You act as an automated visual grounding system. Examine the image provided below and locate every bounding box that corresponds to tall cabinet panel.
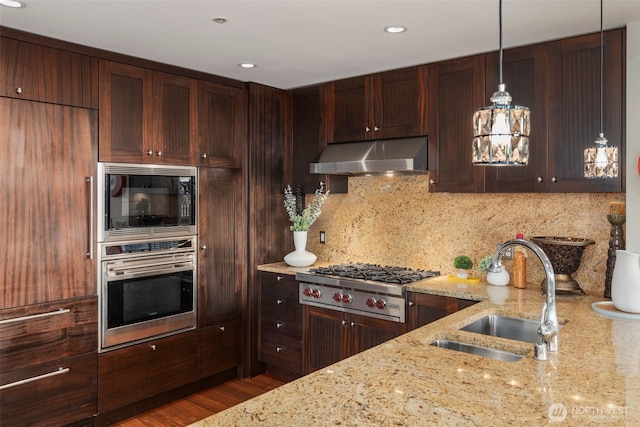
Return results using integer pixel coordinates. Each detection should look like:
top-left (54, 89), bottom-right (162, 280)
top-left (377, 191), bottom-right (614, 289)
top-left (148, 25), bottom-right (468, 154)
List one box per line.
top-left (1, 98), bottom-right (97, 308)
top-left (427, 56), bottom-right (486, 192)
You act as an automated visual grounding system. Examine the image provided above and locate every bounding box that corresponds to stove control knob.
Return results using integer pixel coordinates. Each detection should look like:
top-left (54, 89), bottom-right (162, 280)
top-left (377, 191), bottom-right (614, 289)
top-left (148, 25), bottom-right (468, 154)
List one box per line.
top-left (375, 299), bottom-right (387, 310)
top-left (303, 288), bottom-right (312, 297)
top-left (366, 297), bottom-right (377, 308)
top-left (333, 292), bottom-right (343, 302)
top-left (311, 289), bottom-right (321, 298)
top-left (342, 294), bottom-right (353, 304)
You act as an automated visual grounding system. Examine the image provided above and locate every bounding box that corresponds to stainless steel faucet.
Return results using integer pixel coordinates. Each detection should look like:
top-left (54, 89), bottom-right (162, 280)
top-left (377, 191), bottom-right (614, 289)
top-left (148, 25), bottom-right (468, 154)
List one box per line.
top-left (490, 238), bottom-right (559, 361)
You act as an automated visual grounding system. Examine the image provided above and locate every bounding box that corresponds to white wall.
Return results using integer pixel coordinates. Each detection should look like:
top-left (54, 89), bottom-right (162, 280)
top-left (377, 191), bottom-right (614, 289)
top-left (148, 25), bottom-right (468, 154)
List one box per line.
top-left (627, 21), bottom-right (640, 252)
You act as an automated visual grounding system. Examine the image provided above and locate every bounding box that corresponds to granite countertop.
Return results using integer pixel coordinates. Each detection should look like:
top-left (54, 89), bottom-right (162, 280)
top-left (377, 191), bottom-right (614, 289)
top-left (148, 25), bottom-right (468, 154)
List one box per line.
top-left (192, 263), bottom-right (640, 426)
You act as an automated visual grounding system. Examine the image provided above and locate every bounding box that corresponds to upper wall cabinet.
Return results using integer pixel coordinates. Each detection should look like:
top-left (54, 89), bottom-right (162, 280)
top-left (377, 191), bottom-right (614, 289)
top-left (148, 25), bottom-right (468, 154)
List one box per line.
top-left (0, 37), bottom-right (97, 108)
top-left (427, 55), bottom-right (486, 193)
top-left (322, 66), bottom-right (428, 143)
top-left (546, 29), bottom-right (624, 193)
top-left (99, 61), bottom-right (197, 165)
top-left (198, 81), bottom-right (246, 168)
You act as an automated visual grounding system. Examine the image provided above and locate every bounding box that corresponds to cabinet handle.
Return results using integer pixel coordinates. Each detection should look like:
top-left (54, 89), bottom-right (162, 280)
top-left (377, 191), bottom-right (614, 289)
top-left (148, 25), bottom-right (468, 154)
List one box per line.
top-left (536, 176), bottom-right (543, 183)
top-left (150, 345), bottom-right (156, 351)
top-left (341, 320), bottom-right (347, 326)
top-left (374, 126), bottom-right (380, 132)
top-left (276, 346), bottom-right (283, 352)
top-left (201, 153), bottom-right (208, 159)
top-left (219, 326), bottom-right (226, 332)
top-left (350, 321), bottom-right (356, 327)
top-left (156, 150), bottom-right (162, 156)
top-left (15, 87), bottom-right (23, 94)
top-left (276, 322), bottom-right (284, 328)
top-left (429, 179), bottom-right (437, 185)
top-left (408, 301), bottom-right (415, 307)
top-left (0, 367), bottom-right (69, 390)
top-left (276, 275), bottom-right (284, 281)
top-left (200, 244), bottom-right (207, 251)
top-left (551, 176), bottom-right (558, 183)
top-left (365, 126), bottom-right (371, 132)
top-left (0, 308), bottom-right (70, 325)
top-left (86, 176), bottom-right (94, 259)
top-left (276, 299), bottom-right (284, 305)
top-left (146, 149), bottom-right (153, 156)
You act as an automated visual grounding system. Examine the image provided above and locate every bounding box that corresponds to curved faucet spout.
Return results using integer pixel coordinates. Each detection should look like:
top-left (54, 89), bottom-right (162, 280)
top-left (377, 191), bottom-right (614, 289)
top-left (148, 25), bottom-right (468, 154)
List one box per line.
top-left (490, 238), bottom-right (559, 360)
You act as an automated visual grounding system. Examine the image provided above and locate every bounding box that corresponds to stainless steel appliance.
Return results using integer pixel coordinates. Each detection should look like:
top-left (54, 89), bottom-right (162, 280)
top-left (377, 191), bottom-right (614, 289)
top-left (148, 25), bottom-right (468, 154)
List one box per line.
top-left (97, 162), bottom-right (197, 242)
top-left (297, 263), bottom-right (440, 322)
top-left (99, 236), bottom-right (197, 351)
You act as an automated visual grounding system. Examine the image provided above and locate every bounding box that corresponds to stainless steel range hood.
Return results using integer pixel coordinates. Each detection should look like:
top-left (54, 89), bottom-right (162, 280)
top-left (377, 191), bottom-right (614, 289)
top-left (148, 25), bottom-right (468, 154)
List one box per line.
top-left (310, 136), bottom-right (428, 175)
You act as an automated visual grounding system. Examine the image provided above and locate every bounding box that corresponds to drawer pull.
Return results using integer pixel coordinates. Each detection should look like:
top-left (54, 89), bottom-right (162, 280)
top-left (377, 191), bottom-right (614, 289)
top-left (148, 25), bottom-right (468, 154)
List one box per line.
top-left (276, 346), bottom-right (283, 352)
top-left (0, 367), bottom-right (69, 390)
top-left (276, 322), bottom-right (284, 328)
top-left (219, 326), bottom-right (225, 332)
top-left (276, 299), bottom-right (284, 305)
top-left (0, 308), bottom-right (71, 325)
top-left (276, 275), bottom-right (284, 281)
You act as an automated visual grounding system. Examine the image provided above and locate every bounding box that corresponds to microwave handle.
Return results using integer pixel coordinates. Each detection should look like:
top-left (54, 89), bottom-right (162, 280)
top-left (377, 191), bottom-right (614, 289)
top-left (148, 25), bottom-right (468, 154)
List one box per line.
top-left (87, 176), bottom-right (94, 260)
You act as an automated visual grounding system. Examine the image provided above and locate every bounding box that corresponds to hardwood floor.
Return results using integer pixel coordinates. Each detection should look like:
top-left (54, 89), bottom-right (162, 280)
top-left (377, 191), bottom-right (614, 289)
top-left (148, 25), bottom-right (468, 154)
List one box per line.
top-left (111, 373), bottom-right (288, 427)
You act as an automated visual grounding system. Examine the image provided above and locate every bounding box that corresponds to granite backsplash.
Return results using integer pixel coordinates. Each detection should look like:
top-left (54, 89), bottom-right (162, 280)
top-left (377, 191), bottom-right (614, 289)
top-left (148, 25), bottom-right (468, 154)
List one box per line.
top-left (302, 174), bottom-right (626, 297)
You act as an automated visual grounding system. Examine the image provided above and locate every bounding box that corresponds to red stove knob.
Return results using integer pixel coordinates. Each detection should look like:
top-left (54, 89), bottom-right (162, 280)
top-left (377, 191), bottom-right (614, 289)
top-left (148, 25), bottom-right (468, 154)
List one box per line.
top-left (375, 299), bottom-right (386, 310)
top-left (366, 297), bottom-right (377, 308)
top-left (342, 293), bottom-right (353, 304)
top-left (311, 288), bottom-right (321, 298)
top-left (303, 288), bottom-right (312, 297)
top-left (333, 292), bottom-right (343, 302)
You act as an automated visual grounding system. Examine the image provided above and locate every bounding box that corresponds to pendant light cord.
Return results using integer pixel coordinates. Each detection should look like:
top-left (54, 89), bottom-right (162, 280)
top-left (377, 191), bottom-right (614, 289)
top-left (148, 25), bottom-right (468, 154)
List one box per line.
top-left (499, 0), bottom-right (503, 85)
top-left (599, 0), bottom-right (604, 135)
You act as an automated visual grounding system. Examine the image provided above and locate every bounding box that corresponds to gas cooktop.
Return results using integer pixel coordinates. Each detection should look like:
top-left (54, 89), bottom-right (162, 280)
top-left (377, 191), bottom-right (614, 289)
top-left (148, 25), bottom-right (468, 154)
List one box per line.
top-left (307, 263), bottom-right (440, 285)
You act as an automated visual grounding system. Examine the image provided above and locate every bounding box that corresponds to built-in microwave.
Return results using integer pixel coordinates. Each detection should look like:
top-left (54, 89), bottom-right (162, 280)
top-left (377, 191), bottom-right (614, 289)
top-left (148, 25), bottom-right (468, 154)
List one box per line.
top-left (97, 163), bottom-right (197, 242)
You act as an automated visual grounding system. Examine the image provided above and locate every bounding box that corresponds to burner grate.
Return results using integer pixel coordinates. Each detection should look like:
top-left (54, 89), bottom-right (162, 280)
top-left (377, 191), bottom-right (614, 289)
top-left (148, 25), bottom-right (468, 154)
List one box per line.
top-left (310, 263), bottom-right (439, 285)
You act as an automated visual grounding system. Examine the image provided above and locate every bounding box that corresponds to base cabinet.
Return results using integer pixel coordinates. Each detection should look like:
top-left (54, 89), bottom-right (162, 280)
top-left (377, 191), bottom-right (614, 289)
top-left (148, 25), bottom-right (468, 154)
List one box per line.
top-left (407, 292), bottom-right (478, 330)
top-left (98, 331), bottom-right (198, 414)
top-left (198, 319), bottom-right (241, 378)
top-left (303, 305), bottom-right (406, 374)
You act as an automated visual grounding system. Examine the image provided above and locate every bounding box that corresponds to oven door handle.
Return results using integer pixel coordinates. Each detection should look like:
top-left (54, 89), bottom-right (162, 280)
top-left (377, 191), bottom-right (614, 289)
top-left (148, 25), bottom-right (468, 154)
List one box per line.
top-left (105, 261), bottom-right (194, 279)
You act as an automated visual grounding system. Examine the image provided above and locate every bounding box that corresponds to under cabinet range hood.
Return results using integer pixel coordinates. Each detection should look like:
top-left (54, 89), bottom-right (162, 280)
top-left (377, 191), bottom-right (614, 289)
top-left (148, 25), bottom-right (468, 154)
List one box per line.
top-left (310, 136), bottom-right (428, 175)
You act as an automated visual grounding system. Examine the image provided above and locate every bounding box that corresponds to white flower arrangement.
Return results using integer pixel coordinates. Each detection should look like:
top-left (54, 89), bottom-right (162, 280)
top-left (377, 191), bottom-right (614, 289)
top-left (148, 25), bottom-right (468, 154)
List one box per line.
top-left (284, 183), bottom-right (329, 231)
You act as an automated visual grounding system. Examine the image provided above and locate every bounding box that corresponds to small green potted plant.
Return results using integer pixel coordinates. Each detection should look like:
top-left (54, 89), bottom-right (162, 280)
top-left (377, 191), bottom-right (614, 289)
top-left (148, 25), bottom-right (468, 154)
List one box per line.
top-left (453, 255), bottom-right (473, 279)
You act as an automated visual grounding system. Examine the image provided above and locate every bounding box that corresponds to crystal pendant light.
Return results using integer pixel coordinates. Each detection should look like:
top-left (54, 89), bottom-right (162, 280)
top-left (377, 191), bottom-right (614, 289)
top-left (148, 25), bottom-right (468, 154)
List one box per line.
top-left (473, 0), bottom-right (530, 166)
top-left (584, 0), bottom-right (618, 179)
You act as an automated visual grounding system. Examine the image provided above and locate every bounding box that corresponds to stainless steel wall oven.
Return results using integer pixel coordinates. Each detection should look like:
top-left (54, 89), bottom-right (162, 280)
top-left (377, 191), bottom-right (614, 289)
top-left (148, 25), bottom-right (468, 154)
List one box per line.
top-left (99, 236), bottom-right (197, 351)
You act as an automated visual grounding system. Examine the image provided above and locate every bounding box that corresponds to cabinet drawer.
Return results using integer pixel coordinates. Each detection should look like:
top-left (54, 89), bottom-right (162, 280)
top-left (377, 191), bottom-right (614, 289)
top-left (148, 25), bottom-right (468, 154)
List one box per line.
top-left (0, 352), bottom-right (97, 427)
top-left (0, 297), bottom-right (98, 373)
top-left (260, 294), bottom-right (301, 324)
top-left (198, 319), bottom-right (241, 378)
top-left (261, 272), bottom-right (299, 298)
top-left (98, 331), bottom-right (198, 413)
top-left (260, 338), bottom-right (302, 373)
top-left (260, 317), bottom-right (302, 348)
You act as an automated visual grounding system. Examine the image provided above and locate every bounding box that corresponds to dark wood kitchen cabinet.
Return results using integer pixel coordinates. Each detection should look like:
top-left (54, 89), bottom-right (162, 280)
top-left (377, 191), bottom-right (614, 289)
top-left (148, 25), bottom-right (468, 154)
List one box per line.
top-left (1, 97), bottom-right (97, 308)
top-left (259, 272), bottom-right (303, 379)
top-left (197, 167), bottom-right (244, 375)
top-left (406, 292), bottom-right (478, 330)
top-left (322, 66), bottom-right (428, 143)
top-left (198, 80), bottom-right (246, 168)
top-left (427, 55), bottom-right (486, 193)
top-left (98, 330), bottom-right (199, 414)
top-left (303, 305), bottom-right (406, 374)
top-left (0, 36), bottom-right (98, 108)
top-left (0, 297), bottom-right (98, 427)
top-left (99, 60), bottom-right (197, 165)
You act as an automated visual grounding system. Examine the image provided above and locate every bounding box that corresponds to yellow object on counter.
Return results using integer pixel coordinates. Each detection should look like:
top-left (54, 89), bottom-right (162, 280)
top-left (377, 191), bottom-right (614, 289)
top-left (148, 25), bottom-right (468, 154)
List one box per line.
top-left (447, 275), bottom-right (480, 284)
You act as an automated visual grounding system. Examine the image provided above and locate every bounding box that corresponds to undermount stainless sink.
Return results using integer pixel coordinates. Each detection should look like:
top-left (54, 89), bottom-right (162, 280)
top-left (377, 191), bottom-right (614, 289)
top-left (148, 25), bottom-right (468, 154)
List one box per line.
top-left (460, 315), bottom-right (543, 344)
top-left (430, 339), bottom-right (524, 362)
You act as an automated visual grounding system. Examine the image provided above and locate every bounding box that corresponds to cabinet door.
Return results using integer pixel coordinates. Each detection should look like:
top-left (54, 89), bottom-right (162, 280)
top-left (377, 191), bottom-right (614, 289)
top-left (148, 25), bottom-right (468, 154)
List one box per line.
top-left (199, 319), bottom-right (241, 378)
top-left (0, 37), bottom-right (97, 108)
top-left (99, 60), bottom-right (153, 163)
top-left (98, 331), bottom-right (198, 413)
top-left (327, 76), bottom-right (369, 143)
top-left (1, 98), bottom-right (97, 308)
top-left (198, 167), bottom-right (245, 327)
top-left (152, 72), bottom-right (198, 165)
top-left (375, 66), bottom-right (428, 139)
top-left (484, 44), bottom-right (549, 192)
top-left (303, 305), bottom-right (346, 373)
top-left (0, 352), bottom-right (97, 427)
top-left (198, 81), bottom-right (246, 167)
top-left (547, 29), bottom-right (624, 192)
top-left (351, 314), bottom-right (406, 355)
top-left (428, 56), bottom-right (486, 192)
top-left (407, 293), bottom-right (456, 330)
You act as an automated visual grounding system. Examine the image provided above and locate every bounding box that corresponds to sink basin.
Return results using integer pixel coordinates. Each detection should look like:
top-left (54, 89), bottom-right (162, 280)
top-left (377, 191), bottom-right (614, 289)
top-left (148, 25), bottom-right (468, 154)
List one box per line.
top-left (430, 339), bottom-right (524, 362)
top-left (460, 315), bottom-right (542, 344)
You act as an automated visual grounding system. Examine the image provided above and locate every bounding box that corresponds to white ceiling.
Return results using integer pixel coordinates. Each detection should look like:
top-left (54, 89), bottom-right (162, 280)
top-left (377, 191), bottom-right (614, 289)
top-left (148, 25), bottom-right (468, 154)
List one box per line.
top-left (1, 0), bottom-right (639, 89)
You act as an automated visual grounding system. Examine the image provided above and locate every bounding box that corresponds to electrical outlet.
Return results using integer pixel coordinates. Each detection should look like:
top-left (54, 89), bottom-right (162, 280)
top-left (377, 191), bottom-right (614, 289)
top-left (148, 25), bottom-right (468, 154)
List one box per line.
top-left (500, 245), bottom-right (513, 260)
top-left (319, 231), bottom-right (326, 244)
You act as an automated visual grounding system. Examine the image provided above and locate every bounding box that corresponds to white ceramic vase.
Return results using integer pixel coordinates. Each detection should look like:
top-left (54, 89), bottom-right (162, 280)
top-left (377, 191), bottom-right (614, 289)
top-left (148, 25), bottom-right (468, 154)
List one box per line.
top-left (284, 231), bottom-right (317, 267)
top-left (486, 267), bottom-right (510, 286)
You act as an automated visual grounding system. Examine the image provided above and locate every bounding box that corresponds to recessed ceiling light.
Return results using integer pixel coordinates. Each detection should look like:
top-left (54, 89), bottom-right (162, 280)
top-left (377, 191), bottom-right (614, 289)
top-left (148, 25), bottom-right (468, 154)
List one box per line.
top-left (0, 0), bottom-right (26, 8)
top-left (384, 25), bottom-right (407, 34)
top-left (238, 63), bottom-right (257, 69)
top-left (211, 17), bottom-right (228, 24)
